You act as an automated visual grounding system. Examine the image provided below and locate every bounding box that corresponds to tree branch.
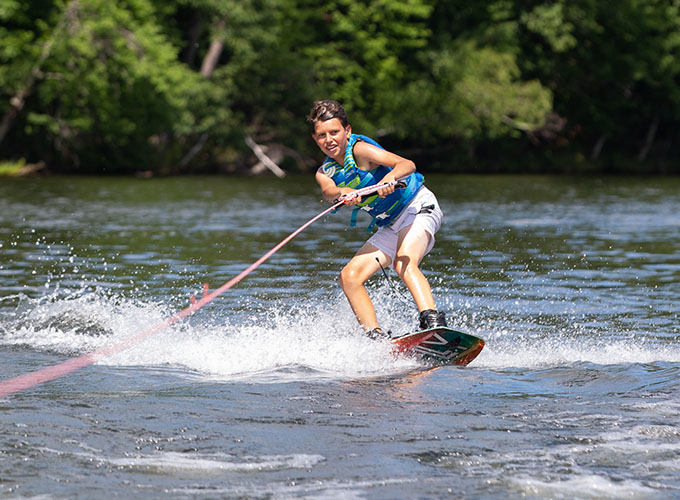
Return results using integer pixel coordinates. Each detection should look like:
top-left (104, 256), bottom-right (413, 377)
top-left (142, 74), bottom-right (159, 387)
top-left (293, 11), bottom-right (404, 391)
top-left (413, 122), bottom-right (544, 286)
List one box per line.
top-left (245, 135), bottom-right (286, 178)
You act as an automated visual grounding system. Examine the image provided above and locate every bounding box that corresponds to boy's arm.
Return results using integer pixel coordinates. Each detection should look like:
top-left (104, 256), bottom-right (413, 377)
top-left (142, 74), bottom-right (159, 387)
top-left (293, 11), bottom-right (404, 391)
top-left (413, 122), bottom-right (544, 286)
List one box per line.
top-left (353, 141), bottom-right (416, 197)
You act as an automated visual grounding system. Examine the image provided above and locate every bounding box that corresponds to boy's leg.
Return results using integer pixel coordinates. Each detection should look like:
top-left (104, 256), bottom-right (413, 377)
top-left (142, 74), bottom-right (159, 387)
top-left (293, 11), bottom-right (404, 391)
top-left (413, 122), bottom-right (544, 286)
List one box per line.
top-left (339, 243), bottom-right (391, 331)
top-left (393, 224), bottom-right (435, 311)
top-left (394, 223), bottom-right (448, 329)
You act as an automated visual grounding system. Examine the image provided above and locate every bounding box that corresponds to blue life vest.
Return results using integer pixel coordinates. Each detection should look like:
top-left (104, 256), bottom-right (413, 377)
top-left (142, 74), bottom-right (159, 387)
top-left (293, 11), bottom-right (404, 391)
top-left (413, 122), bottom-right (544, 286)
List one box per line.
top-left (319, 134), bottom-right (423, 231)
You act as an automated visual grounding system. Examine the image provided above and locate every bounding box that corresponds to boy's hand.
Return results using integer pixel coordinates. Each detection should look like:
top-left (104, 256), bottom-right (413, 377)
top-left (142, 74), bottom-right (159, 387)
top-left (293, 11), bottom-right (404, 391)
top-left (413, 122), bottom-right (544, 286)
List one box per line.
top-left (338, 187), bottom-right (361, 205)
top-left (377, 177), bottom-right (396, 198)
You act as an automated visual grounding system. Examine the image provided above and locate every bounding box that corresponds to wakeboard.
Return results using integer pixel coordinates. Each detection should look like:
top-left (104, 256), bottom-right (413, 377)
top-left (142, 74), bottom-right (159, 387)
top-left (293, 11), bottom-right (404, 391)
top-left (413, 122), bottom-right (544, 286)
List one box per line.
top-left (391, 327), bottom-right (485, 366)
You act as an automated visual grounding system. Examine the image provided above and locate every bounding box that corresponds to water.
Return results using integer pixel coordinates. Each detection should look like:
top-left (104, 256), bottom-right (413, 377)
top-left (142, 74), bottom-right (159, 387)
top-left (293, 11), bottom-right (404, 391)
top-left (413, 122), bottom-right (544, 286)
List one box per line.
top-left (0, 175), bottom-right (678, 499)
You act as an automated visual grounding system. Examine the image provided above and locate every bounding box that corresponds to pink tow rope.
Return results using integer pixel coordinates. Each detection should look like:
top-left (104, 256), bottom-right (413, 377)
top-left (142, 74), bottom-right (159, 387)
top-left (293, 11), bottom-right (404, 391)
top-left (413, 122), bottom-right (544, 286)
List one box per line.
top-left (0, 179), bottom-right (407, 397)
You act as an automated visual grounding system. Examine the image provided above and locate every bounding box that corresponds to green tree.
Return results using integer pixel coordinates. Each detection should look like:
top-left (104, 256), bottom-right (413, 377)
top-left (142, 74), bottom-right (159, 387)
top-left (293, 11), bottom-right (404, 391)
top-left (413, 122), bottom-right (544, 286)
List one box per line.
top-left (2, 0), bottom-right (678, 174)
top-left (518, 0), bottom-right (680, 170)
top-left (0, 0), bottom-right (60, 146)
top-left (386, 1), bottom-right (553, 155)
top-left (291, 0), bottom-right (434, 134)
top-left (2, 0), bottom-right (204, 172)
top-left (162, 0), bottom-right (313, 171)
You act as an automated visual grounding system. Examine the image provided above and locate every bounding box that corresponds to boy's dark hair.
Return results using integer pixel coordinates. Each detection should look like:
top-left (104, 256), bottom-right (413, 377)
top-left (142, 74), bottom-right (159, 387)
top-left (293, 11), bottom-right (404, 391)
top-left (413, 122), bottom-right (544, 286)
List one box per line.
top-left (307, 100), bottom-right (349, 128)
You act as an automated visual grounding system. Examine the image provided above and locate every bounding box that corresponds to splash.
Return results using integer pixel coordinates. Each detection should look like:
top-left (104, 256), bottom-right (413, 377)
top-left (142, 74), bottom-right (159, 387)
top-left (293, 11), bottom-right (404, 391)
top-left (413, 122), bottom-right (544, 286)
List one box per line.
top-left (461, 316), bottom-right (680, 369)
top-left (103, 304), bottom-right (423, 382)
top-left (0, 288), bottom-right (167, 354)
top-left (0, 287), bottom-right (421, 384)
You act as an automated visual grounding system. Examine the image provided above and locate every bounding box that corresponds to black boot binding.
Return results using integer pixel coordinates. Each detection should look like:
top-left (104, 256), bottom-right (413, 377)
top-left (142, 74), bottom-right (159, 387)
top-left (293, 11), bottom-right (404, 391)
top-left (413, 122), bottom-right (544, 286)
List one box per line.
top-left (418, 309), bottom-right (448, 330)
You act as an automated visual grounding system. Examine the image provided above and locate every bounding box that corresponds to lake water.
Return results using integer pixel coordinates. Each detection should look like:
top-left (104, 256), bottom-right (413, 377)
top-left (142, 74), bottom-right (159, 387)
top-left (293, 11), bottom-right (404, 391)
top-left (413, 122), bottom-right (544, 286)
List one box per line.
top-left (0, 175), bottom-right (678, 499)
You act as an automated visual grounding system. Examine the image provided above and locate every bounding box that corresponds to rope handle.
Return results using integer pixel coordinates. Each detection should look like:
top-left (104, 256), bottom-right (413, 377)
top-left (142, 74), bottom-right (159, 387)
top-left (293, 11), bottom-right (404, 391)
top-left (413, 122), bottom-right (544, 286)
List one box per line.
top-left (337, 178), bottom-right (408, 204)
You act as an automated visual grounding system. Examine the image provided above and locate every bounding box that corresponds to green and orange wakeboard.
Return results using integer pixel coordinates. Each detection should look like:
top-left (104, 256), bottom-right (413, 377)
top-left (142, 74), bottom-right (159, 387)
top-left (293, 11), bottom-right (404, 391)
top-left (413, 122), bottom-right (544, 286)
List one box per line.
top-left (391, 327), bottom-right (485, 366)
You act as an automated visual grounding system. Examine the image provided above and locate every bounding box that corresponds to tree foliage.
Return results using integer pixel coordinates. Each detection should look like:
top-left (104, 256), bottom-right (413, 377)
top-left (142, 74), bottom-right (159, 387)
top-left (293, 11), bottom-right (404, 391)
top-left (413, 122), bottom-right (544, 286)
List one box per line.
top-left (1, 0), bottom-right (678, 174)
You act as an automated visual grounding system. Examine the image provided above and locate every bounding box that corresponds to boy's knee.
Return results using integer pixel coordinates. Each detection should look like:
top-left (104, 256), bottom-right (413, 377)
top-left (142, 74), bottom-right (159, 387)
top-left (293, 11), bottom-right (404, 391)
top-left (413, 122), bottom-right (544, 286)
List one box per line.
top-left (339, 264), bottom-right (363, 289)
top-left (339, 266), bottom-right (354, 287)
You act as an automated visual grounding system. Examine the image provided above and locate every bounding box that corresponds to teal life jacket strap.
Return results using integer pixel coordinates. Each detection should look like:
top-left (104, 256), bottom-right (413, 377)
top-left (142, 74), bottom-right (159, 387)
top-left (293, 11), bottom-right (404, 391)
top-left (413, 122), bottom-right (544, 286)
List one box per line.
top-left (350, 207), bottom-right (360, 227)
top-left (366, 217), bottom-right (378, 233)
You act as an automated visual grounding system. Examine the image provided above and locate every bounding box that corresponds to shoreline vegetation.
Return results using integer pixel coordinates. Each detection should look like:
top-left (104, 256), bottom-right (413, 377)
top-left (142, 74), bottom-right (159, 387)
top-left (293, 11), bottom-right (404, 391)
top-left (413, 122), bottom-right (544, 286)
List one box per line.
top-left (2, 1), bottom-right (679, 177)
top-left (1, 158), bottom-right (672, 178)
top-left (0, 159), bottom-right (46, 177)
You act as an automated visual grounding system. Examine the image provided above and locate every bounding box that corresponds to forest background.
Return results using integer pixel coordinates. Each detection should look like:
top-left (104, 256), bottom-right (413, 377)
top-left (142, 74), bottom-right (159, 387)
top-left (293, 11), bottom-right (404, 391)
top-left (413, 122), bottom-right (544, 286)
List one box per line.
top-left (1, 0), bottom-right (679, 176)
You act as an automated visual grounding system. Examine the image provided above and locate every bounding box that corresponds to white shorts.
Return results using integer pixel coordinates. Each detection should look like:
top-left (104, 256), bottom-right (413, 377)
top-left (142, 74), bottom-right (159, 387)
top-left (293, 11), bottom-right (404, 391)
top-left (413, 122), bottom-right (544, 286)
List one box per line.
top-left (366, 186), bottom-right (443, 267)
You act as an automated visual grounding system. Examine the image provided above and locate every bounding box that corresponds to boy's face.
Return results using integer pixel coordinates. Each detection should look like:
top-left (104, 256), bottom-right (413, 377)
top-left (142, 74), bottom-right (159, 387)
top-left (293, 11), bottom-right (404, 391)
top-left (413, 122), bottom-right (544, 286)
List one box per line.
top-left (312, 118), bottom-right (351, 161)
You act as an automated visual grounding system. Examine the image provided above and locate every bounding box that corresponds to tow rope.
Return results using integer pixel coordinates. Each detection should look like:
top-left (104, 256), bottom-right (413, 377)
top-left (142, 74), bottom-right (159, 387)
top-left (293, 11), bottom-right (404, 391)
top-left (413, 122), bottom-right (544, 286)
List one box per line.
top-left (0, 179), bottom-right (406, 397)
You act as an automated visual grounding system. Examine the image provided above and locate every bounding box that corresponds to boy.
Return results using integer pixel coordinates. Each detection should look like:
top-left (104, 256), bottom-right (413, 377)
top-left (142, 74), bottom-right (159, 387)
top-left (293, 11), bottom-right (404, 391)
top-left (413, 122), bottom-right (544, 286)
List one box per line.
top-left (307, 99), bottom-right (447, 338)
